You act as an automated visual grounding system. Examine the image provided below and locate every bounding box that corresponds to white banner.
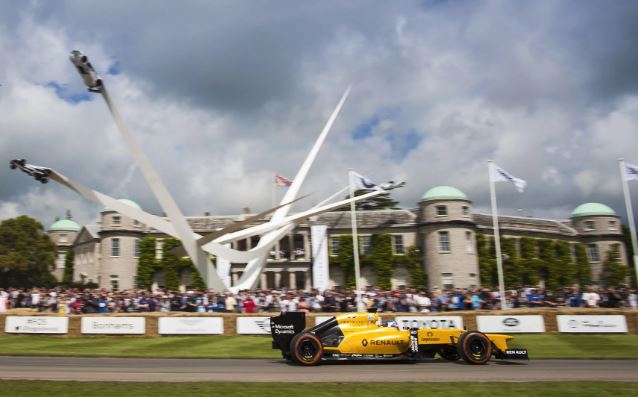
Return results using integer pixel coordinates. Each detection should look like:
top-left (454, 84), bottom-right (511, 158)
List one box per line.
top-left (81, 317), bottom-right (146, 334)
top-left (158, 317), bottom-right (224, 335)
top-left (311, 225), bottom-right (329, 291)
top-left (236, 316), bottom-right (271, 334)
top-left (557, 315), bottom-right (628, 333)
top-left (5, 316), bottom-right (68, 334)
top-left (314, 315), bottom-right (334, 325)
top-left (395, 316), bottom-right (463, 330)
top-left (477, 315), bottom-right (545, 333)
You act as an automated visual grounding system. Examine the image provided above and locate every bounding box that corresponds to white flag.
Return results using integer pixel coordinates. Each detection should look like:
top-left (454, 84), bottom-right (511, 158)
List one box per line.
top-left (491, 163), bottom-right (527, 193)
top-left (625, 162), bottom-right (638, 181)
top-left (349, 171), bottom-right (384, 192)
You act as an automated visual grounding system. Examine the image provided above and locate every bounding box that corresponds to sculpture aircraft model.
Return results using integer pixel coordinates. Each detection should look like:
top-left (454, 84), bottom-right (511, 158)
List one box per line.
top-left (11, 50), bottom-right (405, 291)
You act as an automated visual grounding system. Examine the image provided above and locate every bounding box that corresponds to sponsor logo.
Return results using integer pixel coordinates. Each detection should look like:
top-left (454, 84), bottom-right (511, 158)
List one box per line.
top-left (370, 339), bottom-right (402, 346)
top-left (271, 323), bottom-right (295, 335)
top-left (503, 317), bottom-right (520, 327)
top-left (255, 319), bottom-right (271, 332)
top-left (427, 331), bottom-right (434, 337)
top-left (398, 318), bottom-right (461, 330)
top-left (362, 339), bottom-right (368, 347)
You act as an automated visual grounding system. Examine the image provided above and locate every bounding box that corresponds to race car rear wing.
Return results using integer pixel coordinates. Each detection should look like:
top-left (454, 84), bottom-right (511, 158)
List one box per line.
top-left (270, 312), bottom-right (307, 356)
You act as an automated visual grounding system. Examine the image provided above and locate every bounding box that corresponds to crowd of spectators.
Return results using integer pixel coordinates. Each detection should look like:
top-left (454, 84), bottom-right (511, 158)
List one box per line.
top-left (1, 285), bottom-right (636, 314)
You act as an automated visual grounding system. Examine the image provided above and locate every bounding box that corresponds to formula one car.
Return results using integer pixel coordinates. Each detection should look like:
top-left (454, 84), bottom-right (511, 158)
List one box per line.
top-left (271, 312), bottom-right (528, 366)
top-left (69, 50), bottom-right (103, 93)
top-left (10, 159), bottom-right (52, 183)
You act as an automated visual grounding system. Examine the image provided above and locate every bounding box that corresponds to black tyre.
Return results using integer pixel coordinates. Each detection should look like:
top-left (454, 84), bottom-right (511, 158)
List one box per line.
top-left (290, 333), bottom-right (323, 366)
top-left (438, 345), bottom-right (461, 361)
top-left (457, 331), bottom-right (493, 365)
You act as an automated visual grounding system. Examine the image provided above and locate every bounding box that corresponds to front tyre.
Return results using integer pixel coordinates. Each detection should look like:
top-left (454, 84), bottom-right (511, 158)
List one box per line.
top-left (457, 331), bottom-right (493, 365)
top-left (290, 333), bottom-right (323, 366)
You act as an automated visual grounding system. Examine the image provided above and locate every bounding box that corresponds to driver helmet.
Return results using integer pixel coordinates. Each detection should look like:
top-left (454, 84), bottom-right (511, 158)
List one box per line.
top-left (385, 320), bottom-right (399, 329)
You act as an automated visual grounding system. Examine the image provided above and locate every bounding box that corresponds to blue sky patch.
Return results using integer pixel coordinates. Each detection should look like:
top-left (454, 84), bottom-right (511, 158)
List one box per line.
top-left (107, 61), bottom-right (121, 75)
top-left (45, 81), bottom-right (92, 104)
top-left (386, 129), bottom-right (422, 161)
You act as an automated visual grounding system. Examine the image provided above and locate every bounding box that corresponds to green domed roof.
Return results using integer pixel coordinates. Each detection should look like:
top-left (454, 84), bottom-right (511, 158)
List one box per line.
top-left (48, 219), bottom-right (81, 232)
top-left (571, 203), bottom-right (616, 218)
top-left (103, 198), bottom-right (143, 212)
top-left (421, 186), bottom-right (468, 201)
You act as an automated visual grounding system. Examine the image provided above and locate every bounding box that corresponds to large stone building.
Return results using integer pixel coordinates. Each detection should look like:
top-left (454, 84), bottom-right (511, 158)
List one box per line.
top-left (47, 186), bottom-right (630, 291)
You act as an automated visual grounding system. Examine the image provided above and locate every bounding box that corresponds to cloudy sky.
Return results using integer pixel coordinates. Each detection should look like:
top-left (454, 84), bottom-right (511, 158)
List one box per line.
top-left (1, 0), bottom-right (638, 229)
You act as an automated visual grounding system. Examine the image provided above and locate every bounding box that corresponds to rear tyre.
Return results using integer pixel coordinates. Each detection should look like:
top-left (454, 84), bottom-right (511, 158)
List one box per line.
top-left (290, 333), bottom-right (323, 366)
top-left (438, 345), bottom-right (461, 361)
top-left (457, 331), bottom-right (493, 365)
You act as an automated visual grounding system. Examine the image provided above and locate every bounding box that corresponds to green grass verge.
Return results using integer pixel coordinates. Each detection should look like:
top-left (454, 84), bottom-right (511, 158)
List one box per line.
top-left (0, 381), bottom-right (636, 397)
top-left (0, 334), bottom-right (637, 359)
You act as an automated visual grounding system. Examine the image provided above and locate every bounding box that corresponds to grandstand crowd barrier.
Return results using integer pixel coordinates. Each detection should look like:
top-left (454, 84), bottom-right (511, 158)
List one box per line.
top-left (0, 308), bottom-right (636, 336)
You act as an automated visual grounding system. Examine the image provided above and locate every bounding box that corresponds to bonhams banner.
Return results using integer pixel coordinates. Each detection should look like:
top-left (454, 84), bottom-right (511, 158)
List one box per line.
top-left (5, 316), bottom-right (68, 334)
top-left (236, 317), bottom-right (271, 334)
top-left (81, 317), bottom-right (146, 334)
top-left (395, 316), bottom-right (464, 330)
top-left (477, 315), bottom-right (545, 333)
top-left (158, 317), bottom-right (224, 335)
top-left (311, 225), bottom-right (329, 291)
top-left (557, 315), bottom-right (628, 333)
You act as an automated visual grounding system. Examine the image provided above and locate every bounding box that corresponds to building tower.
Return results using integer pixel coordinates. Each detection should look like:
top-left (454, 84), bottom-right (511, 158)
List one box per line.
top-left (418, 186), bottom-right (479, 290)
top-left (99, 199), bottom-right (146, 290)
top-left (570, 202), bottom-right (628, 281)
top-left (47, 212), bottom-right (81, 281)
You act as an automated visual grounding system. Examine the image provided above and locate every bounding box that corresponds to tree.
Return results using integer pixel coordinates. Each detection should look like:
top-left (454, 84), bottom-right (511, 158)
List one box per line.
top-left (538, 239), bottom-right (558, 290)
top-left (369, 233), bottom-right (393, 290)
top-left (401, 246), bottom-right (425, 288)
top-left (517, 237), bottom-right (541, 286)
top-left (136, 237), bottom-right (157, 290)
top-left (0, 216), bottom-right (57, 288)
top-left (601, 245), bottom-right (627, 286)
top-left (622, 225), bottom-right (637, 288)
top-left (501, 237), bottom-right (519, 289)
top-left (159, 237), bottom-right (206, 291)
top-left (476, 233), bottom-right (496, 288)
top-left (62, 249), bottom-right (75, 286)
top-left (555, 241), bottom-right (576, 287)
top-left (574, 243), bottom-right (592, 286)
top-left (338, 189), bottom-right (400, 211)
top-left (333, 235), bottom-right (355, 288)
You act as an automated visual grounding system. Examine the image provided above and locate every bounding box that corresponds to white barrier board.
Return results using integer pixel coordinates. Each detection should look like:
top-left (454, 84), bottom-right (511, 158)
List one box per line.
top-left (314, 316), bottom-right (334, 325)
top-left (395, 316), bottom-right (464, 330)
top-left (81, 317), bottom-right (146, 334)
top-left (477, 315), bottom-right (545, 333)
top-left (557, 315), bottom-right (627, 333)
top-left (158, 317), bottom-right (224, 335)
top-left (236, 317), bottom-right (271, 334)
top-left (5, 316), bottom-right (68, 334)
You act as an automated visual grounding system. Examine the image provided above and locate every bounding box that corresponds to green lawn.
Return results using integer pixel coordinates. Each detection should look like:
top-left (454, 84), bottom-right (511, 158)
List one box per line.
top-left (0, 381), bottom-right (635, 397)
top-left (0, 334), bottom-right (637, 359)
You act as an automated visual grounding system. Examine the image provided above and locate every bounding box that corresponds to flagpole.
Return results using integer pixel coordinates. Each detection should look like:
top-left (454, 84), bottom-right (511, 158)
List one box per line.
top-left (348, 170), bottom-right (365, 312)
top-left (488, 160), bottom-right (507, 310)
top-left (271, 173), bottom-right (276, 208)
top-left (619, 159), bottom-right (638, 288)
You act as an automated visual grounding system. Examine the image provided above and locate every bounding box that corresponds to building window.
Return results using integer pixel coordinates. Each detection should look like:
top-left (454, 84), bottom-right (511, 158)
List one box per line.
top-left (468, 273), bottom-right (477, 288)
top-left (360, 235), bottom-right (371, 255)
top-left (392, 235), bottom-right (405, 255)
top-left (112, 216), bottom-right (121, 225)
top-left (133, 220), bottom-right (140, 227)
top-left (134, 239), bottom-right (141, 258)
top-left (587, 244), bottom-right (600, 262)
top-left (56, 252), bottom-right (65, 269)
top-left (59, 233), bottom-right (68, 243)
top-left (608, 220), bottom-right (617, 231)
top-left (436, 205), bottom-right (448, 216)
top-left (439, 231), bottom-right (450, 252)
top-left (465, 231), bottom-right (473, 253)
top-left (110, 275), bottom-right (119, 291)
top-left (329, 237), bottom-right (340, 256)
top-left (462, 206), bottom-right (470, 216)
top-left (441, 273), bottom-right (454, 290)
top-left (111, 238), bottom-right (120, 257)
top-left (584, 220), bottom-right (595, 231)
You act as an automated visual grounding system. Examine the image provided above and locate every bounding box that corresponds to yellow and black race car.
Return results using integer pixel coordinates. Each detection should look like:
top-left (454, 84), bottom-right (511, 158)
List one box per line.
top-left (271, 312), bottom-right (528, 365)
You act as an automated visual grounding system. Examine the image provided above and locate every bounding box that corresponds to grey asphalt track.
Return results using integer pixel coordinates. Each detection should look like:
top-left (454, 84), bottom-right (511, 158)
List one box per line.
top-left (0, 357), bottom-right (636, 382)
